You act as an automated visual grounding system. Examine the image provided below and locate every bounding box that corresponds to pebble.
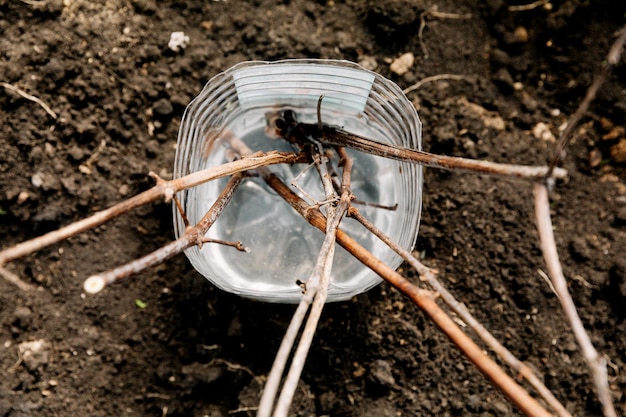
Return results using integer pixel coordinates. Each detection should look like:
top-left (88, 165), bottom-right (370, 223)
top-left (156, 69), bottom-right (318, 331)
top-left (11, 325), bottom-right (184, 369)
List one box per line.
top-left (489, 48), bottom-right (511, 67)
top-left (602, 126), bottom-right (625, 141)
top-left (368, 359), bottom-right (396, 389)
top-left (17, 340), bottom-right (50, 371)
top-left (358, 55), bottom-right (378, 71)
top-left (610, 139), bottom-right (626, 163)
top-left (31, 173), bottom-right (43, 188)
top-left (17, 191), bottom-right (30, 204)
top-left (168, 31), bottom-right (189, 52)
top-left (67, 145), bottom-right (85, 161)
top-left (532, 122), bottom-right (556, 142)
top-left (390, 52), bottom-right (414, 76)
top-left (513, 26), bottom-right (529, 43)
top-left (13, 306), bottom-right (33, 329)
top-left (31, 171), bottom-right (60, 192)
top-left (152, 98), bottom-right (174, 119)
top-left (492, 68), bottom-right (514, 93)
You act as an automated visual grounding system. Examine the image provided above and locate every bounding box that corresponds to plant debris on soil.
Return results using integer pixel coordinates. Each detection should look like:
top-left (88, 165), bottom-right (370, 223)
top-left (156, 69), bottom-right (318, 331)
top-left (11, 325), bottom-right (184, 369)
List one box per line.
top-left (1, 1), bottom-right (625, 416)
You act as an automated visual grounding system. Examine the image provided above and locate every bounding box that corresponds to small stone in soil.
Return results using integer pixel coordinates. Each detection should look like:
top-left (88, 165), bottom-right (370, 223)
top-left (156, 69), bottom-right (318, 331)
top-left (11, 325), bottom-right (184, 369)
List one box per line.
top-left (368, 359), bottom-right (396, 390)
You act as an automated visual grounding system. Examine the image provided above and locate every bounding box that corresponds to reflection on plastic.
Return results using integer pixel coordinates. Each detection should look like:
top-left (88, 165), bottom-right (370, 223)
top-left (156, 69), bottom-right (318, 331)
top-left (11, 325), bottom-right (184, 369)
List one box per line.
top-left (173, 59), bottom-right (423, 303)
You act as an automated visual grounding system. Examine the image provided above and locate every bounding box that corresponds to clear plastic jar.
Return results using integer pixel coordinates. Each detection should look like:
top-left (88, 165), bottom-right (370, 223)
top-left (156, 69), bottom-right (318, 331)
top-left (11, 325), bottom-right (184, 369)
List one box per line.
top-left (173, 59), bottom-right (422, 303)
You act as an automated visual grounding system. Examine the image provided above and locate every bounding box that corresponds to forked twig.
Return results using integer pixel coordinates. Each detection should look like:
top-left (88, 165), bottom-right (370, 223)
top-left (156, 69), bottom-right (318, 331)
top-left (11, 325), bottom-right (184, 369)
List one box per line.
top-left (226, 134), bottom-right (354, 417)
top-left (533, 24), bottom-right (626, 417)
top-left (534, 183), bottom-right (616, 417)
top-left (418, 6), bottom-right (472, 59)
top-left (0, 151), bottom-right (305, 279)
top-left (83, 173), bottom-right (247, 293)
top-left (270, 194), bottom-right (351, 417)
top-left (548, 23), bottom-right (626, 176)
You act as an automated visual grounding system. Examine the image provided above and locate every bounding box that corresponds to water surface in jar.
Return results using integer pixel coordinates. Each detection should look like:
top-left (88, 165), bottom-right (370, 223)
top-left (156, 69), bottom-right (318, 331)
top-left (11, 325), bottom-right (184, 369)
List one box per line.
top-left (191, 117), bottom-right (402, 300)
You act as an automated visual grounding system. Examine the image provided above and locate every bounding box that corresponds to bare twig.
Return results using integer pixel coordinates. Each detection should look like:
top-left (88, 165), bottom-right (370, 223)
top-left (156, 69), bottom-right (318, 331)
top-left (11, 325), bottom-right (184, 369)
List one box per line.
top-left (0, 266), bottom-right (38, 292)
top-left (315, 125), bottom-right (568, 180)
top-left (18, 0), bottom-right (48, 6)
top-left (548, 23), bottom-right (626, 176)
top-left (534, 183), bottom-right (616, 417)
top-left (508, 0), bottom-right (550, 12)
top-left (403, 74), bottom-right (471, 95)
top-left (257, 147), bottom-right (343, 417)
top-left (0, 151), bottom-right (306, 288)
top-left (79, 140), bottom-right (107, 175)
top-left (83, 173), bottom-right (246, 293)
top-left (264, 173), bottom-right (552, 417)
top-left (271, 195), bottom-right (350, 417)
top-left (271, 146), bottom-right (353, 417)
top-left (418, 6), bottom-right (472, 59)
top-left (1, 82), bottom-right (57, 119)
top-left (348, 207), bottom-right (572, 417)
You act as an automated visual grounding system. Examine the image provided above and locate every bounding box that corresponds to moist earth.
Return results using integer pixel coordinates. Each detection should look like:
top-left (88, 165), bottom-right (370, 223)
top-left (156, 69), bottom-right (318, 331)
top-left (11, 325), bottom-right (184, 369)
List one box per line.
top-left (1, 1), bottom-right (625, 416)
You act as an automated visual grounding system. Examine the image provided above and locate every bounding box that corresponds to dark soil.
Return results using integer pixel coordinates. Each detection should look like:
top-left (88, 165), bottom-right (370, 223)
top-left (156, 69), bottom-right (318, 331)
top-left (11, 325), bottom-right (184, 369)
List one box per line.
top-left (1, 0), bottom-right (625, 416)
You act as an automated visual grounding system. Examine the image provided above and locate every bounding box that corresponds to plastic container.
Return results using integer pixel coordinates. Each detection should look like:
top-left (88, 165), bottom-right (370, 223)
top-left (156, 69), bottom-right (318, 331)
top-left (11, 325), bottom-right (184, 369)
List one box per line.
top-left (173, 59), bottom-right (422, 303)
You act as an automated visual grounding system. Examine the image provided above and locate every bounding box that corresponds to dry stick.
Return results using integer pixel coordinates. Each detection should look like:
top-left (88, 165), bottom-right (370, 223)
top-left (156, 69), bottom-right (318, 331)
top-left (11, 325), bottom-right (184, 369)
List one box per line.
top-left (256, 291), bottom-right (313, 417)
top-left (548, 24), bottom-right (626, 176)
top-left (403, 74), bottom-right (471, 95)
top-left (418, 6), bottom-right (472, 59)
top-left (316, 125), bottom-right (568, 181)
top-left (1, 82), bottom-right (57, 119)
top-left (272, 196), bottom-right (351, 417)
top-left (348, 207), bottom-right (571, 417)
top-left (255, 143), bottom-right (350, 417)
top-left (537, 25), bottom-right (626, 417)
top-left (83, 173), bottom-right (246, 293)
top-left (534, 183), bottom-right (616, 417)
top-left (271, 147), bottom-right (354, 417)
top-left (264, 174), bottom-right (552, 417)
top-left (259, 150), bottom-right (341, 417)
top-left (0, 266), bottom-right (38, 292)
top-left (508, 0), bottom-right (550, 12)
top-left (0, 151), bottom-right (305, 275)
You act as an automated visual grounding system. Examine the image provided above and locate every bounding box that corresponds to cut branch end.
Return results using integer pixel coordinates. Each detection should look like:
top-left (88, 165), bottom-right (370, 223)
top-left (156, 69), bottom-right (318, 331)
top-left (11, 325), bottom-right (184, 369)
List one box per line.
top-left (84, 276), bottom-right (106, 294)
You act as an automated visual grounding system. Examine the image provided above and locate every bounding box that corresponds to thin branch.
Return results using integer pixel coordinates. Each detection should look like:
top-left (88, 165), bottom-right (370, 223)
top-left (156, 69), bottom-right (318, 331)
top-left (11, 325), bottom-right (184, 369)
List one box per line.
top-left (316, 125), bottom-right (568, 181)
top-left (264, 173), bottom-right (552, 417)
top-left (0, 266), bottom-right (38, 292)
top-left (271, 147), bottom-right (353, 417)
top-left (1, 82), bottom-right (57, 119)
top-left (348, 207), bottom-right (572, 417)
top-left (18, 0), bottom-right (48, 6)
top-left (0, 151), bottom-right (306, 276)
top-left (403, 74), bottom-right (471, 95)
top-left (548, 23), bottom-right (626, 175)
top-left (272, 195), bottom-right (350, 417)
top-left (508, 0), bottom-right (550, 12)
top-left (418, 6), bottom-right (472, 59)
top-left (83, 173), bottom-right (246, 293)
top-left (534, 183), bottom-right (616, 417)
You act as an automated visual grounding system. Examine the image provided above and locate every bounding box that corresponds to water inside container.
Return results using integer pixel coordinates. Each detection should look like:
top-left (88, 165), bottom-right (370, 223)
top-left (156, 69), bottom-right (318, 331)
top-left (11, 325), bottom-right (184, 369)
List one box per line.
top-left (188, 109), bottom-right (403, 297)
